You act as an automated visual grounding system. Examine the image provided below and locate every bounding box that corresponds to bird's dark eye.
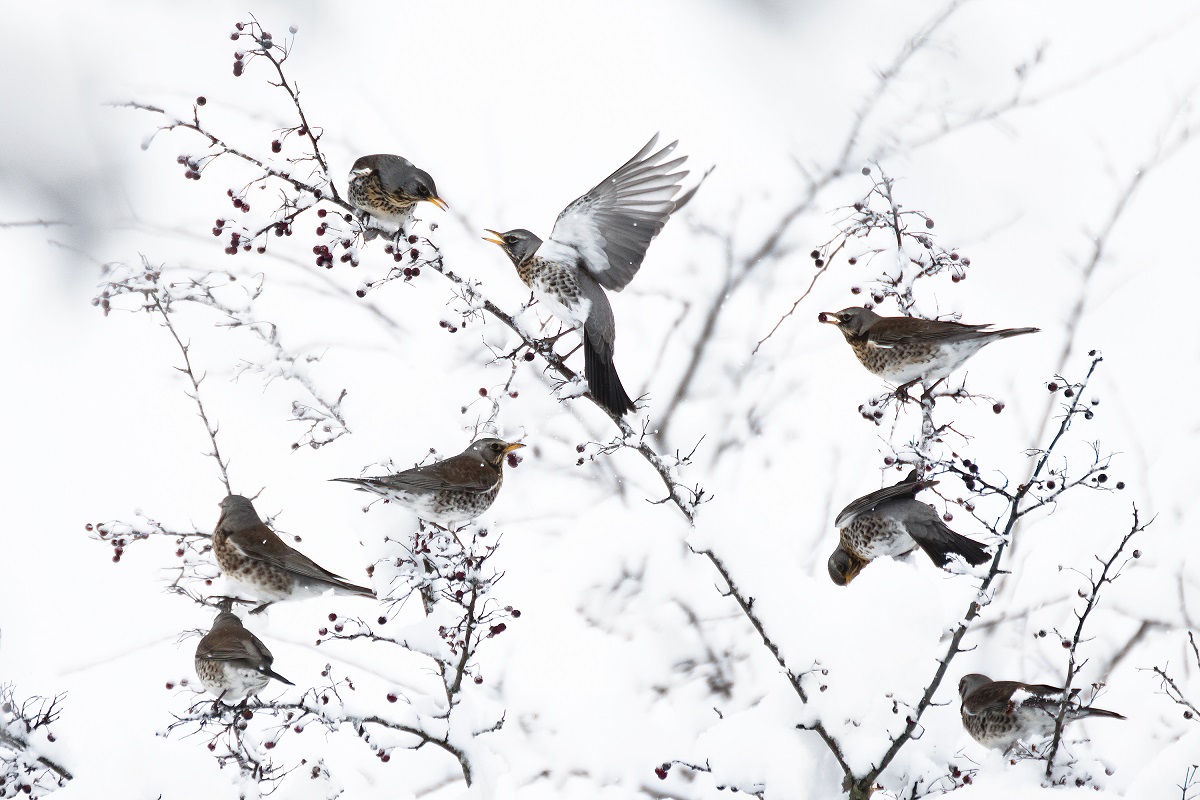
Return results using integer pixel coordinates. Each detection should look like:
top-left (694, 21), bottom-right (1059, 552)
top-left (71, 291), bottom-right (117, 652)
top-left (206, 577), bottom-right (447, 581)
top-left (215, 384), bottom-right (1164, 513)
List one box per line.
top-left (505, 235), bottom-right (518, 245)
top-left (417, 185), bottom-right (430, 197)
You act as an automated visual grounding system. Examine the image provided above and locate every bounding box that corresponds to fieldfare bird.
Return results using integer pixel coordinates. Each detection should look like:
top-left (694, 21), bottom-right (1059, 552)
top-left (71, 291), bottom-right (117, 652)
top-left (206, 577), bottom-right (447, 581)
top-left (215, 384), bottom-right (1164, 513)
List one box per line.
top-left (331, 438), bottom-right (524, 528)
top-left (212, 495), bottom-right (376, 607)
top-left (194, 609), bottom-right (294, 703)
top-left (819, 307), bottom-right (1038, 398)
top-left (348, 154), bottom-right (446, 233)
top-left (828, 470), bottom-right (990, 585)
top-left (484, 134), bottom-right (688, 417)
top-left (958, 673), bottom-right (1125, 752)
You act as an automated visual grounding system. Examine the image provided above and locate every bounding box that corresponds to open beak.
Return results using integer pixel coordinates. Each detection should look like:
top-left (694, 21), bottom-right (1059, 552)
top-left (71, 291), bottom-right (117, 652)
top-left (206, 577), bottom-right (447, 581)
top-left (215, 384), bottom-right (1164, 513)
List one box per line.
top-left (483, 229), bottom-right (506, 246)
top-left (502, 442), bottom-right (526, 454)
top-left (427, 196), bottom-right (448, 211)
top-left (817, 311), bottom-right (841, 325)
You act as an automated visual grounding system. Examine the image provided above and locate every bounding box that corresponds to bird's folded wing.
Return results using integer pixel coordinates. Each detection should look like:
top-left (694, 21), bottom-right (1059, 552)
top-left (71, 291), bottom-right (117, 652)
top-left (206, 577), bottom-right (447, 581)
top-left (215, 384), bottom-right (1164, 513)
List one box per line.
top-left (549, 133), bottom-right (688, 292)
top-left (229, 528), bottom-right (351, 583)
top-left (378, 460), bottom-right (499, 494)
top-left (198, 634), bottom-right (270, 664)
top-left (869, 317), bottom-right (993, 346)
top-left (834, 478), bottom-right (928, 528)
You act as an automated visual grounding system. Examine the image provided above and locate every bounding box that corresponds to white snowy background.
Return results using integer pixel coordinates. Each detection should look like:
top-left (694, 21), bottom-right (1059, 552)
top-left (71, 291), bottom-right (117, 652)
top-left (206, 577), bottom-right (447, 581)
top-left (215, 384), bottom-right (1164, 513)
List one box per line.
top-left (2, 1), bottom-right (1199, 798)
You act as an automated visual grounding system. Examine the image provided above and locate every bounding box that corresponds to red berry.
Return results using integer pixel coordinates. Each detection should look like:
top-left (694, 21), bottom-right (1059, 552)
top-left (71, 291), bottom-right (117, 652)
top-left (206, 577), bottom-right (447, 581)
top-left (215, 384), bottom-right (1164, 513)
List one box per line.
top-left (196, 96), bottom-right (207, 106)
top-left (387, 693), bottom-right (397, 703)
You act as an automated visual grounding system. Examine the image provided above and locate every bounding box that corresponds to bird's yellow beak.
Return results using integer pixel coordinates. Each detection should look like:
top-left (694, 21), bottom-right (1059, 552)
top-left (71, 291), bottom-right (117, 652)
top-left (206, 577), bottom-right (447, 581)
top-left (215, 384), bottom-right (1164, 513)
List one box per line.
top-left (483, 229), bottom-right (506, 246)
top-left (818, 312), bottom-right (841, 325)
top-left (427, 196), bottom-right (448, 211)
top-left (502, 442), bottom-right (526, 454)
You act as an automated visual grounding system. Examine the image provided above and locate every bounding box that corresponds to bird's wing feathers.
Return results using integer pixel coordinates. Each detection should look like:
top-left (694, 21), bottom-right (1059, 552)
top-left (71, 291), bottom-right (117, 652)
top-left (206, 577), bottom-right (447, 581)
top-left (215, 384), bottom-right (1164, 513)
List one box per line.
top-left (226, 526), bottom-right (351, 584)
top-left (903, 512), bottom-right (991, 567)
top-left (964, 680), bottom-right (1068, 715)
top-left (198, 628), bottom-right (271, 665)
top-left (868, 317), bottom-right (994, 347)
top-left (377, 456), bottom-right (499, 495)
top-left (549, 134), bottom-right (688, 292)
top-left (835, 478), bottom-right (928, 528)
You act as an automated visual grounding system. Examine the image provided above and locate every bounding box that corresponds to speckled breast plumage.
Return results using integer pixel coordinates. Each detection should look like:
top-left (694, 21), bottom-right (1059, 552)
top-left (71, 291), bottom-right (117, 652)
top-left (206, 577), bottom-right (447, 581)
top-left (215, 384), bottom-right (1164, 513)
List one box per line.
top-left (349, 174), bottom-right (414, 223)
top-left (520, 257), bottom-right (585, 322)
top-left (841, 512), bottom-right (917, 561)
top-left (195, 657), bottom-right (270, 703)
top-left (213, 531), bottom-right (294, 601)
top-left (397, 478), bottom-right (501, 527)
top-left (850, 338), bottom-right (991, 385)
top-left (962, 702), bottom-right (1055, 751)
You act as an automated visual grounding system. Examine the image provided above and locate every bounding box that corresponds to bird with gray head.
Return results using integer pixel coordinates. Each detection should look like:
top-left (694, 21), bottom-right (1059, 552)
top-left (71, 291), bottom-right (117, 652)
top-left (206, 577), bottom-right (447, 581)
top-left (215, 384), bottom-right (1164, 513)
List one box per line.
top-left (348, 154), bottom-right (446, 234)
top-left (958, 673), bottom-right (1125, 752)
top-left (828, 470), bottom-right (990, 586)
top-left (484, 134), bottom-right (688, 417)
top-left (194, 608), bottom-right (294, 704)
top-left (212, 494), bottom-right (376, 611)
top-left (818, 306), bottom-right (1038, 400)
top-left (331, 438), bottom-right (525, 528)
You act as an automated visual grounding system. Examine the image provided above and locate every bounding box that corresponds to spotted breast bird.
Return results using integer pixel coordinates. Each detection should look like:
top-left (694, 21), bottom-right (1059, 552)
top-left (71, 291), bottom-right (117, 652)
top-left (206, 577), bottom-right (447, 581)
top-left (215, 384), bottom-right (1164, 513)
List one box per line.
top-left (331, 438), bottom-right (524, 529)
top-left (212, 495), bottom-right (376, 610)
top-left (958, 673), bottom-right (1125, 752)
top-left (195, 608), bottom-right (294, 704)
top-left (348, 154), bottom-right (447, 234)
top-left (484, 134), bottom-right (688, 417)
top-left (828, 470), bottom-right (991, 585)
top-left (819, 307), bottom-right (1038, 399)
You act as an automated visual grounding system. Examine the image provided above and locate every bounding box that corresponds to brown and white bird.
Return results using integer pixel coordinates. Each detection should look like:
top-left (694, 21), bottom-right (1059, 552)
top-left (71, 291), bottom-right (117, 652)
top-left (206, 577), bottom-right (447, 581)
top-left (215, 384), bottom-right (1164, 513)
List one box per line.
top-left (348, 154), bottom-right (446, 233)
top-left (958, 673), bottom-right (1125, 752)
top-left (828, 470), bottom-right (990, 585)
top-left (331, 438), bottom-right (524, 528)
top-left (485, 134), bottom-right (688, 417)
top-left (194, 609), bottom-right (294, 703)
top-left (819, 307), bottom-right (1038, 398)
top-left (212, 495), bottom-right (375, 607)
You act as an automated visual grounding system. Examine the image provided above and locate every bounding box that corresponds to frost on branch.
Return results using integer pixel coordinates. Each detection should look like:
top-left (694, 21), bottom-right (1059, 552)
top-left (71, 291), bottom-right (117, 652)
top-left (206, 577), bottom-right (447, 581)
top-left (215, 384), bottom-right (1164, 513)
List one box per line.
top-left (0, 685), bottom-right (71, 798)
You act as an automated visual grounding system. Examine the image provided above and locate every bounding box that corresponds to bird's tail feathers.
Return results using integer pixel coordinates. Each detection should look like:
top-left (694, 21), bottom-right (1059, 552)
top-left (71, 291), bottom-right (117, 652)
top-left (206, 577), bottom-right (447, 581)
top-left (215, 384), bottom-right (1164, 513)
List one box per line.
top-left (584, 332), bottom-right (636, 417)
top-left (333, 580), bottom-right (377, 599)
top-left (263, 667), bottom-right (295, 686)
top-left (995, 326), bottom-right (1040, 338)
top-left (1077, 705), bottom-right (1125, 721)
top-left (909, 520), bottom-right (991, 567)
top-left (330, 477), bottom-right (376, 489)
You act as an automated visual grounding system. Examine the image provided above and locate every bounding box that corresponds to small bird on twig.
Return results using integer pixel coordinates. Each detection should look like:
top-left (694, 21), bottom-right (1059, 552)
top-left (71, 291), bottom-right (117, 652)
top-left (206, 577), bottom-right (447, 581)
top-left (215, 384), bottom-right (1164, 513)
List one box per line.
top-left (485, 134), bottom-right (689, 417)
top-left (194, 608), bottom-right (294, 703)
top-left (212, 494), bottom-right (375, 610)
top-left (819, 306), bottom-right (1038, 399)
top-left (958, 673), bottom-right (1125, 752)
top-left (331, 438), bottom-right (525, 528)
top-left (828, 470), bottom-right (990, 585)
top-left (348, 154), bottom-right (446, 235)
